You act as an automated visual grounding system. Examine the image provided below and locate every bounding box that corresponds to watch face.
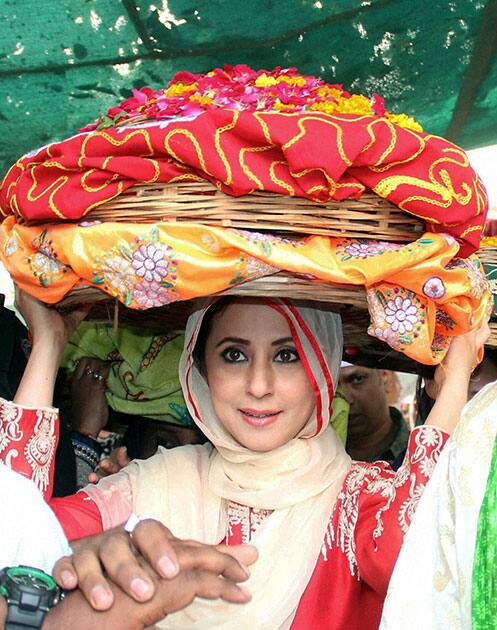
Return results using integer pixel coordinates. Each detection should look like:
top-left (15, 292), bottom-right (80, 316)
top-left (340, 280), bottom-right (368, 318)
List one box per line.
top-left (6, 567), bottom-right (57, 592)
top-left (10, 573), bottom-right (53, 591)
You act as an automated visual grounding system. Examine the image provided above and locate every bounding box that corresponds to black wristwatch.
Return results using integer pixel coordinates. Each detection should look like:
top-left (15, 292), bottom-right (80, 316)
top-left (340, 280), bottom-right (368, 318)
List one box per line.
top-left (0, 565), bottom-right (62, 629)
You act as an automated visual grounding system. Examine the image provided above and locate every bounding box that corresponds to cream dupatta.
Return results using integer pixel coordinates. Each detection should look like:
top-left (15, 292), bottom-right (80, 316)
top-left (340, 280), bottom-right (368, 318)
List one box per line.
top-left (124, 298), bottom-right (351, 629)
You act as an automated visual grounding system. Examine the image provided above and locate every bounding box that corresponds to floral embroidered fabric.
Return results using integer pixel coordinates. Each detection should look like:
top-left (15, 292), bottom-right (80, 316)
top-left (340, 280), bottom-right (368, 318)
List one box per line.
top-left (0, 220), bottom-right (489, 364)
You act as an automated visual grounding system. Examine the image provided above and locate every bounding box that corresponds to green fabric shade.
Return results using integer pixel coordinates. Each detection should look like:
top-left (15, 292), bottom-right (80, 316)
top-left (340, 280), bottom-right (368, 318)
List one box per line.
top-left (1, 0), bottom-right (497, 178)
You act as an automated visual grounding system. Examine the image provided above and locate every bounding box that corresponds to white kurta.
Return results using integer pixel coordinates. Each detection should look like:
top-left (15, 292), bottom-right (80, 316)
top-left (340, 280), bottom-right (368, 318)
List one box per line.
top-left (0, 463), bottom-right (71, 573)
top-left (380, 380), bottom-right (497, 630)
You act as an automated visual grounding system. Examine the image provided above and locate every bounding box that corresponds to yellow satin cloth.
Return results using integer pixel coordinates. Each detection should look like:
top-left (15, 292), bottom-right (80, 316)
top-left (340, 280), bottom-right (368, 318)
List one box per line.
top-left (0, 216), bottom-right (489, 364)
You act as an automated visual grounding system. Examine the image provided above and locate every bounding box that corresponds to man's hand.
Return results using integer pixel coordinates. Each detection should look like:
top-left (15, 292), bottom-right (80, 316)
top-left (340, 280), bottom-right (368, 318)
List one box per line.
top-left (46, 551), bottom-right (252, 630)
top-left (70, 357), bottom-right (111, 438)
top-left (88, 446), bottom-right (130, 483)
top-left (53, 520), bottom-right (257, 611)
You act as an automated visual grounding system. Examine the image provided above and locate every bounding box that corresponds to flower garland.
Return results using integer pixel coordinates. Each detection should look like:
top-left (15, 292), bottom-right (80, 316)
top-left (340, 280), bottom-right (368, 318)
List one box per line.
top-left (82, 64), bottom-right (422, 133)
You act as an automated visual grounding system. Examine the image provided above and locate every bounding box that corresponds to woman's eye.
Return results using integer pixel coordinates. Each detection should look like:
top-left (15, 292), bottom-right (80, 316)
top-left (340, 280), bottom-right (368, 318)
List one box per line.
top-left (274, 348), bottom-right (299, 363)
top-left (221, 347), bottom-right (247, 363)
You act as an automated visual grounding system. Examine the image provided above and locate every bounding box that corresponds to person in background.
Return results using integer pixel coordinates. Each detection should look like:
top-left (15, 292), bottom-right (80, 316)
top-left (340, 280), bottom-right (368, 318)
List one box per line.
top-left (339, 364), bottom-right (409, 467)
top-left (380, 376), bottom-right (497, 629)
top-left (68, 355), bottom-right (206, 488)
top-left (0, 301), bottom-right (29, 400)
top-left (413, 348), bottom-right (497, 428)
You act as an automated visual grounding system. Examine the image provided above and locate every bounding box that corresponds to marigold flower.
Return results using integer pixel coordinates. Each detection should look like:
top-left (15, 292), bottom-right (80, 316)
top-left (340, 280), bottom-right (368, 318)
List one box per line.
top-left (166, 82), bottom-right (198, 97)
top-left (385, 112), bottom-right (424, 132)
top-left (254, 73), bottom-right (280, 87)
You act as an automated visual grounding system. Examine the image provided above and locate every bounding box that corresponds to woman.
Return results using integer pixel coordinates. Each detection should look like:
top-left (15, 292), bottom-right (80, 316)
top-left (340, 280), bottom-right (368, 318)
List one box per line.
top-left (1, 290), bottom-right (488, 629)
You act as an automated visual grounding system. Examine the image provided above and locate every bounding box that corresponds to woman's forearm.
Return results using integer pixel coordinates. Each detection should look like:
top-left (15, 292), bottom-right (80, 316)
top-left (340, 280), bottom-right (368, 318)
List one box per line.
top-left (14, 337), bottom-right (65, 408)
top-left (424, 372), bottom-right (469, 435)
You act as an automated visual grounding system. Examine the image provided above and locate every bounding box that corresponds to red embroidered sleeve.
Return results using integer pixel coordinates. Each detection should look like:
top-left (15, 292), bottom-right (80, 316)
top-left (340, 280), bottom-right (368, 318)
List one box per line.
top-left (0, 397), bottom-right (58, 500)
top-left (332, 425), bottom-right (448, 596)
top-left (0, 397), bottom-right (104, 539)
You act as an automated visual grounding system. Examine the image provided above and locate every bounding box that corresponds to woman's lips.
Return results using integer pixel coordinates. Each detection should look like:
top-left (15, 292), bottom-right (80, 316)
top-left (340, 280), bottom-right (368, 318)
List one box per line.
top-left (239, 408), bottom-right (281, 427)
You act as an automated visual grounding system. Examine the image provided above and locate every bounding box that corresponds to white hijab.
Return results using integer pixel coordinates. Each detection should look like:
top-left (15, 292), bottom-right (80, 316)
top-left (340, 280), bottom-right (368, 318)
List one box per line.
top-left (125, 298), bottom-right (351, 629)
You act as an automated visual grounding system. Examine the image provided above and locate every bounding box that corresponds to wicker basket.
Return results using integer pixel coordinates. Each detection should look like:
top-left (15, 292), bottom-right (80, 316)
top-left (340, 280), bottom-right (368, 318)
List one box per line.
top-left (478, 246), bottom-right (497, 265)
top-left (59, 272), bottom-right (497, 371)
top-left (76, 182), bottom-right (425, 242)
top-left (489, 322), bottom-right (497, 347)
top-left (59, 272), bottom-right (368, 311)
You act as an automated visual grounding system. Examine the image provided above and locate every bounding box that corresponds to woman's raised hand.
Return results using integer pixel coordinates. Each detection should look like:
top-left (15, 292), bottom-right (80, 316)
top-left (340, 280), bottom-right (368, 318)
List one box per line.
top-left (426, 319), bottom-right (490, 434)
top-left (13, 288), bottom-right (91, 408)
top-left (15, 287), bottom-right (90, 351)
top-left (433, 319), bottom-right (491, 395)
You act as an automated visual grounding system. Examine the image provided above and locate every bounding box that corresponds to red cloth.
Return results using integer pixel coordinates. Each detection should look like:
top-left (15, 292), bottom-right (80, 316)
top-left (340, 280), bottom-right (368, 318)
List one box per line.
top-left (0, 110), bottom-right (487, 256)
top-left (51, 493), bottom-right (103, 541)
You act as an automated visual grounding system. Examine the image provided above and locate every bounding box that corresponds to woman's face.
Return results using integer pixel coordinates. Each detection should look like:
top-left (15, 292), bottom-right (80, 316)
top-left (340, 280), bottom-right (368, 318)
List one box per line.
top-left (204, 301), bottom-right (316, 451)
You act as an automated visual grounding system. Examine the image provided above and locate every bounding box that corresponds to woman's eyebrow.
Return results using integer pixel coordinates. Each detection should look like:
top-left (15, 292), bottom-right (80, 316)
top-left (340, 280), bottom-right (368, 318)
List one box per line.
top-left (272, 336), bottom-right (294, 346)
top-left (215, 336), bottom-right (294, 347)
top-left (215, 336), bottom-right (250, 347)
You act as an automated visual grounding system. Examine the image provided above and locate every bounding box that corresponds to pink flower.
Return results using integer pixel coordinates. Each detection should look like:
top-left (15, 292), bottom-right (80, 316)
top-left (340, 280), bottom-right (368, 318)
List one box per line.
top-left (384, 297), bottom-right (419, 334)
top-left (78, 65), bottom-right (421, 133)
top-left (120, 87), bottom-right (156, 114)
top-left (422, 276), bottom-right (446, 299)
top-left (168, 71), bottom-right (199, 86)
top-left (132, 244), bottom-right (169, 282)
top-left (133, 281), bottom-right (172, 308)
top-left (371, 94), bottom-right (386, 116)
top-left (155, 96), bottom-right (185, 118)
top-left (181, 101), bottom-right (208, 118)
top-left (223, 64), bottom-right (257, 82)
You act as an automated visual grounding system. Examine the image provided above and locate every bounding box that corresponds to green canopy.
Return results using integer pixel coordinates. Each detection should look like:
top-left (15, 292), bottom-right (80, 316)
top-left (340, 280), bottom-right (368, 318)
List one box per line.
top-left (1, 0), bottom-right (497, 177)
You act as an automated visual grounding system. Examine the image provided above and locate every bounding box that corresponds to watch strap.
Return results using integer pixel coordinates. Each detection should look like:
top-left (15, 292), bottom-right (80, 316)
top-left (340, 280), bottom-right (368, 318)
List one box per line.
top-left (5, 590), bottom-right (49, 629)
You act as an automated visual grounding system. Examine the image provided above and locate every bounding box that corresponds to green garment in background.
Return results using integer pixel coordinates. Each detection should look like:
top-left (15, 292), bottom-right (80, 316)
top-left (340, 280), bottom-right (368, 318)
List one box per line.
top-left (2, 0), bottom-right (497, 179)
top-left (330, 386), bottom-right (349, 446)
top-left (472, 434), bottom-right (497, 629)
top-left (63, 322), bottom-right (192, 426)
